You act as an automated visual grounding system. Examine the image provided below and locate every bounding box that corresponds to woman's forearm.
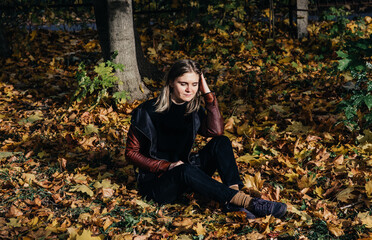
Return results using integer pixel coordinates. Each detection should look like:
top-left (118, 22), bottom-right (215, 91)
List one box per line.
top-left (200, 93), bottom-right (224, 136)
top-left (125, 127), bottom-right (171, 173)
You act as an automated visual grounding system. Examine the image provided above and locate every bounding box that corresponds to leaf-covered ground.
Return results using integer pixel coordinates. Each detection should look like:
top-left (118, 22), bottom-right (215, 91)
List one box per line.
top-left (1, 16), bottom-right (372, 239)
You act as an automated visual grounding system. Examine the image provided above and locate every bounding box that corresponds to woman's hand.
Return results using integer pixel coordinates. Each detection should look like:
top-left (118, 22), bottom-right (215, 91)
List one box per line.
top-left (168, 160), bottom-right (184, 170)
top-left (199, 73), bottom-right (211, 95)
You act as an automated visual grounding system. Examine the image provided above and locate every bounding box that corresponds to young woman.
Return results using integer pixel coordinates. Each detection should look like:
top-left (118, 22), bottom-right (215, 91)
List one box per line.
top-left (125, 59), bottom-right (287, 219)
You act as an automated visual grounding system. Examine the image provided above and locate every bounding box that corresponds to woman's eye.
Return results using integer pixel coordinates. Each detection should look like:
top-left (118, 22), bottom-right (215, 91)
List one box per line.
top-left (193, 83), bottom-right (198, 87)
top-left (180, 83), bottom-right (186, 86)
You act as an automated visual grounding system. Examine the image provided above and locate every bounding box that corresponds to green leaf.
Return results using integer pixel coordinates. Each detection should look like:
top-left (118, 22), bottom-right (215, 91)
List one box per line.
top-left (344, 105), bottom-right (357, 120)
top-left (364, 94), bottom-right (372, 110)
top-left (351, 94), bottom-right (366, 107)
top-left (338, 58), bottom-right (351, 71)
top-left (113, 91), bottom-right (130, 103)
top-left (221, 48), bottom-right (229, 54)
top-left (245, 41), bottom-right (254, 50)
top-left (336, 50), bottom-right (348, 58)
top-left (291, 61), bottom-right (298, 68)
top-left (368, 81), bottom-right (372, 92)
top-left (364, 112), bottom-right (372, 124)
top-left (356, 42), bottom-right (368, 50)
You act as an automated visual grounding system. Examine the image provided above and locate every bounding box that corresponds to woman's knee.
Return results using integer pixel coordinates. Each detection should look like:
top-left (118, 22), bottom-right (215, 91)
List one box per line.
top-left (209, 135), bottom-right (231, 148)
top-left (176, 164), bottom-right (204, 182)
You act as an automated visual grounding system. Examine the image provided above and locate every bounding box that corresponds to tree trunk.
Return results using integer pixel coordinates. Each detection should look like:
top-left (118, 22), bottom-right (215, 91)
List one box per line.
top-left (0, 24), bottom-right (11, 58)
top-left (93, 0), bottom-right (111, 61)
top-left (134, 27), bottom-right (164, 87)
top-left (94, 0), bottom-right (149, 101)
top-left (297, 0), bottom-right (308, 39)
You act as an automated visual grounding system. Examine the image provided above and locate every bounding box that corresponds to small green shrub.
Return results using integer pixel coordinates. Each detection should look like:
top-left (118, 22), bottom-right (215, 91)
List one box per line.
top-left (72, 55), bottom-right (130, 109)
top-left (320, 7), bottom-right (372, 131)
top-left (337, 35), bottom-right (372, 131)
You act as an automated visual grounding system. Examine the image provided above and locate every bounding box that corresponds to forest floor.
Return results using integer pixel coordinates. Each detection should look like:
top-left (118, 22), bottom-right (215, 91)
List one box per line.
top-left (1, 15), bottom-right (372, 239)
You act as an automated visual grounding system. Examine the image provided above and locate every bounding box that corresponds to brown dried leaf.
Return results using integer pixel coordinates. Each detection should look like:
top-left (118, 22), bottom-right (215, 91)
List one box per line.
top-left (7, 205), bottom-right (23, 217)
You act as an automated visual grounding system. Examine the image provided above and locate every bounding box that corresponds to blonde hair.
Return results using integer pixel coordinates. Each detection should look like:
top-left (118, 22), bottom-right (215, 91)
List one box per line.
top-left (155, 59), bottom-right (202, 114)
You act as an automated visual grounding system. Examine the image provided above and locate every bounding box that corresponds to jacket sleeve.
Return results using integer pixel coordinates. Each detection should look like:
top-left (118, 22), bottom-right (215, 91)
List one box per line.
top-left (125, 126), bottom-right (171, 174)
top-left (199, 92), bottom-right (224, 137)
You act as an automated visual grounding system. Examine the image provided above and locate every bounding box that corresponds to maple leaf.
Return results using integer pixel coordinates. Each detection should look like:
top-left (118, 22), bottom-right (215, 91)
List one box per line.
top-left (6, 205), bottom-right (23, 217)
top-left (243, 172), bottom-right (264, 191)
top-left (22, 173), bottom-right (36, 184)
top-left (358, 212), bottom-right (372, 228)
top-left (237, 153), bottom-right (266, 166)
top-left (84, 124), bottom-right (99, 135)
top-left (0, 152), bottom-right (22, 159)
top-left (135, 199), bottom-right (154, 210)
top-left (314, 186), bottom-right (324, 199)
top-left (93, 179), bottom-right (119, 190)
top-left (285, 121), bottom-right (311, 134)
top-left (287, 204), bottom-right (313, 225)
top-left (6, 218), bottom-right (21, 228)
top-left (172, 218), bottom-right (193, 228)
top-left (18, 112), bottom-right (43, 125)
top-left (328, 222), bottom-right (344, 237)
top-left (298, 174), bottom-right (317, 189)
top-left (69, 184), bottom-right (94, 197)
top-left (336, 187), bottom-right (355, 203)
top-left (76, 229), bottom-right (101, 240)
top-left (193, 222), bottom-right (206, 236)
top-left (365, 181), bottom-right (372, 198)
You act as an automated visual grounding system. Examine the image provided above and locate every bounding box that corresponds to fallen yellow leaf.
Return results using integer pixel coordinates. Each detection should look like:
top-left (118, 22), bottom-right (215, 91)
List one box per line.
top-left (193, 222), bottom-right (206, 236)
top-left (358, 212), bottom-right (372, 228)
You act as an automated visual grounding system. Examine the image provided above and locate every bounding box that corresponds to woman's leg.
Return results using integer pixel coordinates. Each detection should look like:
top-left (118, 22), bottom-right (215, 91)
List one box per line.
top-left (139, 164), bottom-right (238, 205)
top-left (140, 163), bottom-right (287, 219)
top-left (198, 135), bottom-right (243, 188)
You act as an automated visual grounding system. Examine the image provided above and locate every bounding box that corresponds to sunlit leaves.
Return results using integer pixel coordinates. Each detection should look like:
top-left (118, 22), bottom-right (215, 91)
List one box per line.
top-left (2, 4), bottom-right (372, 239)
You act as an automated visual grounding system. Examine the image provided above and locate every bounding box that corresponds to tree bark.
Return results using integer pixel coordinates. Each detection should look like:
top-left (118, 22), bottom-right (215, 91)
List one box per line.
top-left (297, 0), bottom-right (308, 39)
top-left (0, 24), bottom-right (11, 58)
top-left (94, 0), bottom-right (149, 101)
top-left (93, 0), bottom-right (110, 61)
top-left (134, 27), bottom-right (164, 87)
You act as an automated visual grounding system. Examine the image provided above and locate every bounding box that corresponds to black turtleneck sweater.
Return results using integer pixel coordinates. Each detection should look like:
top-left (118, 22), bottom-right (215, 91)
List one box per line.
top-left (149, 102), bottom-right (193, 163)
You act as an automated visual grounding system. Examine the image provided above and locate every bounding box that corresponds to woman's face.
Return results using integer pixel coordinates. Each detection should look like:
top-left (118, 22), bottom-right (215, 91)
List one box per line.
top-left (170, 72), bottom-right (199, 104)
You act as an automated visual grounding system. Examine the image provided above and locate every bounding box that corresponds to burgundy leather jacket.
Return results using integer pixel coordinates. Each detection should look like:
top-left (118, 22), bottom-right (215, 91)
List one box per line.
top-left (125, 93), bottom-right (224, 178)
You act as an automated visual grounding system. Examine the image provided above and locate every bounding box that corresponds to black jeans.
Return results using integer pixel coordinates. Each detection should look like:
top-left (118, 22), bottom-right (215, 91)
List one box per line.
top-left (138, 136), bottom-right (243, 205)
